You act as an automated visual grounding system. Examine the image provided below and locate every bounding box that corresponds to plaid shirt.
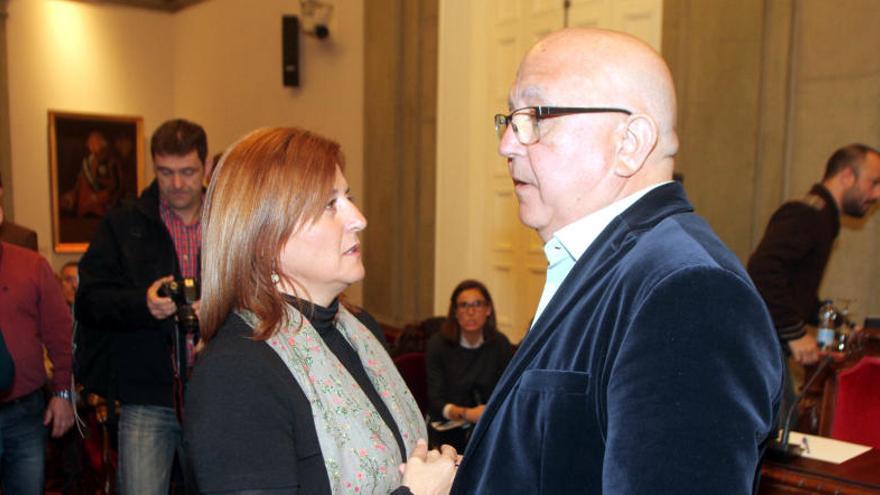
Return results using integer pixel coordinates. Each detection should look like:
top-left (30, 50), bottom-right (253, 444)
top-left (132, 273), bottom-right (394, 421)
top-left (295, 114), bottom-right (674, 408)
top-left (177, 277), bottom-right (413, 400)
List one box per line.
top-left (159, 199), bottom-right (201, 279)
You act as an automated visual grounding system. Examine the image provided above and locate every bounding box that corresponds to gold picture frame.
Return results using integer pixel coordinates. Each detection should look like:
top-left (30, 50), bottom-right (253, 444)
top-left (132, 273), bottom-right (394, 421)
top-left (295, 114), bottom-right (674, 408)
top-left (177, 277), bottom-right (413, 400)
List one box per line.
top-left (48, 111), bottom-right (144, 253)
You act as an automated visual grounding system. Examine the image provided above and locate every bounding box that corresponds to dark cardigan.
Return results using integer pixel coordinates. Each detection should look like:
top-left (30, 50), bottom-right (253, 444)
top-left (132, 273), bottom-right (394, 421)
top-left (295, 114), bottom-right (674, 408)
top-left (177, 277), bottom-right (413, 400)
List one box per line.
top-left (184, 303), bottom-right (411, 494)
top-left (425, 331), bottom-right (512, 420)
top-left (748, 184), bottom-right (840, 342)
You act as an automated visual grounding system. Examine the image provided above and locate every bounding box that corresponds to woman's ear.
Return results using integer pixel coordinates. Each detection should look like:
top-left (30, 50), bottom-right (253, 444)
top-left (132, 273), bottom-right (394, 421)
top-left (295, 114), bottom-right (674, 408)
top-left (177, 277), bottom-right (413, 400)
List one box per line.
top-left (614, 114), bottom-right (658, 178)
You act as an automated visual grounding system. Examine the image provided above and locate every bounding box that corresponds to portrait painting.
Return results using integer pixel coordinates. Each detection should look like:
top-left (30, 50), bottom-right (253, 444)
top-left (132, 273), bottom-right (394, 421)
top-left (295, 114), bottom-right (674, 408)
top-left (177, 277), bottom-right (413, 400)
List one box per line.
top-left (49, 111), bottom-right (143, 253)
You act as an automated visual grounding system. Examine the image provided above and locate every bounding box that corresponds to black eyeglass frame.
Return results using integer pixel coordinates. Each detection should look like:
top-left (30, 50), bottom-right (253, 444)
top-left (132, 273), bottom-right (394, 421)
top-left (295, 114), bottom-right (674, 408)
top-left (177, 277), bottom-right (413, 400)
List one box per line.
top-left (455, 300), bottom-right (488, 311)
top-left (494, 105), bottom-right (633, 144)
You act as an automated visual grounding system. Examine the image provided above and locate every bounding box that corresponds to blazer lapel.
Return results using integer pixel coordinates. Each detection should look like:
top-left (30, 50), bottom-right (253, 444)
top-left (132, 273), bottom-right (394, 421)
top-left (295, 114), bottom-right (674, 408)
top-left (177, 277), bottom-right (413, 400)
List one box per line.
top-left (461, 182), bottom-right (694, 460)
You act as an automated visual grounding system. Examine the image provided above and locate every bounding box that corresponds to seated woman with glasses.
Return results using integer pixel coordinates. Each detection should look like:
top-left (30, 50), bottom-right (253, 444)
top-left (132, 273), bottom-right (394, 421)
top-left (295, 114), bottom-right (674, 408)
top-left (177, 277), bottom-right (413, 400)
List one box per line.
top-left (184, 127), bottom-right (450, 494)
top-left (426, 279), bottom-right (513, 451)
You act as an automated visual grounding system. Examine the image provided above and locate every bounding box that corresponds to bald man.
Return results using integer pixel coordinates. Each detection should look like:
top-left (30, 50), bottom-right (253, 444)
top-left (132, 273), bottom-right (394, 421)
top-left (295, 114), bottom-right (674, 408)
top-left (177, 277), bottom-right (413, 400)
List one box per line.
top-left (403, 28), bottom-right (783, 494)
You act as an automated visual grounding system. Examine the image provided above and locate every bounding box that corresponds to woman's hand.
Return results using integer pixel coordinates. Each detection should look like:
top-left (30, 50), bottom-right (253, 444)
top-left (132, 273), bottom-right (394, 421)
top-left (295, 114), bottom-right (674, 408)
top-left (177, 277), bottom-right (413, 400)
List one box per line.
top-left (447, 405), bottom-right (465, 422)
top-left (462, 405), bottom-right (485, 423)
top-left (401, 439), bottom-right (458, 495)
top-left (448, 404), bottom-right (485, 423)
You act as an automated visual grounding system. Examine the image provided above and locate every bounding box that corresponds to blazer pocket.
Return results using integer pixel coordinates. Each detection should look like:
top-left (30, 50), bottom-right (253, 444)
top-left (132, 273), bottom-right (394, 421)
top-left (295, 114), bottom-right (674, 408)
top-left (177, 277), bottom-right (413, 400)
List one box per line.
top-left (519, 369), bottom-right (590, 394)
top-left (514, 370), bottom-right (594, 492)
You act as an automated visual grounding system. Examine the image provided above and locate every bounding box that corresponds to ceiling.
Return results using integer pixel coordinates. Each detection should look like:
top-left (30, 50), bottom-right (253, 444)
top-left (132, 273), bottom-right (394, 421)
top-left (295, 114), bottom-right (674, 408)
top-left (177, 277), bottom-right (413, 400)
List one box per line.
top-left (70, 0), bottom-right (208, 13)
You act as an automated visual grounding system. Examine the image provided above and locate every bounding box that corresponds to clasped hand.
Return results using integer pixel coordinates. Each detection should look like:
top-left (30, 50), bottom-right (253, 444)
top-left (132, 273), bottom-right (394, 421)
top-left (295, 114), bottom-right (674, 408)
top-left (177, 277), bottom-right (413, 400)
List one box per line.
top-left (401, 439), bottom-right (459, 495)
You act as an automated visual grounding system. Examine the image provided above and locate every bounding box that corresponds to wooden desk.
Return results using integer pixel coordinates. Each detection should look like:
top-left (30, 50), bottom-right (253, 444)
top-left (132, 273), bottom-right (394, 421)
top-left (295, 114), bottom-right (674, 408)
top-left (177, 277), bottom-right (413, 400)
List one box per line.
top-left (760, 448), bottom-right (880, 494)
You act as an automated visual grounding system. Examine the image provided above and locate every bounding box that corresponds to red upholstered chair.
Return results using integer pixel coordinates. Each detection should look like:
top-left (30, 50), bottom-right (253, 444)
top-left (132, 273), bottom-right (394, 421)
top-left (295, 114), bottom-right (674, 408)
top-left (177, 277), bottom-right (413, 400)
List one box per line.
top-left (393, 352), bottom-right (428, 415)
top-left (380, 321), bottom-right (401, 348)
top-left (830, 356), bottom-right (880, 448)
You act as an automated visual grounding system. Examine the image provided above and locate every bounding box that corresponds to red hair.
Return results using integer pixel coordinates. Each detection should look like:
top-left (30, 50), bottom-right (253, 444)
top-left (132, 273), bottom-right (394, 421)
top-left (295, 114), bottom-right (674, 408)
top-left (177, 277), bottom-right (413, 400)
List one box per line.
top-left (200, 128), bottom-right (344, 344)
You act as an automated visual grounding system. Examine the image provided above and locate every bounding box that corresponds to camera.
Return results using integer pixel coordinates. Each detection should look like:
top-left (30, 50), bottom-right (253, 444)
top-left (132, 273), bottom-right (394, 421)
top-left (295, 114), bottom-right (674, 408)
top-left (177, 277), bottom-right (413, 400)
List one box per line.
top-left (159, 278), bottom-right (200, 336)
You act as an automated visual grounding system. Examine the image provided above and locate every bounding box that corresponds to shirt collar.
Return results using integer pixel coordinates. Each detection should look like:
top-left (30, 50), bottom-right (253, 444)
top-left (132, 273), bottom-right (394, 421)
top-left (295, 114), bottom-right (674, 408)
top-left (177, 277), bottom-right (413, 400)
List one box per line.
top-left (459, 333), bottom-right (485, 349)
top-left (159, 197), bottom-right (201, 227)
top-left (550, 181), bottom-right (672, 263)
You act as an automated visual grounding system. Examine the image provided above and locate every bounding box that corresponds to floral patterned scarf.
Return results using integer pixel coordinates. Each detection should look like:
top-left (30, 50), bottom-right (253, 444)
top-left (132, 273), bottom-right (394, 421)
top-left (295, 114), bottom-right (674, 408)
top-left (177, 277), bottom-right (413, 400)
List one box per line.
top-left (237, 304), bottom-right (426, 494)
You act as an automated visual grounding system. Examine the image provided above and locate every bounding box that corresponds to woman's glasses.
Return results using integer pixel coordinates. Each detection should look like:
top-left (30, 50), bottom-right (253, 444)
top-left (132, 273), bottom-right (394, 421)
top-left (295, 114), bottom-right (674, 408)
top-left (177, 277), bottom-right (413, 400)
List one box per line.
top-left (456, 300), bottom-right (488, 311)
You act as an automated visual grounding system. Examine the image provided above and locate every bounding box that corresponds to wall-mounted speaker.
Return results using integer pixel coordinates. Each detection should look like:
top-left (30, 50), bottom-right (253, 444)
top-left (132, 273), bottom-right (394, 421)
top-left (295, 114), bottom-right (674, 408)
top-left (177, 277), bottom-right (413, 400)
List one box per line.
top-left (282, 16), bottom-right (300, 87)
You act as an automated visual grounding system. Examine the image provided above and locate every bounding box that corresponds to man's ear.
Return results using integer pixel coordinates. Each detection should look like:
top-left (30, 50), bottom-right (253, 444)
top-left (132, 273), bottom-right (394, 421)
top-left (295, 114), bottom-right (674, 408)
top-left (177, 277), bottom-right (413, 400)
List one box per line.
top-left (841, 165), bottom-right (858, 187)
top-left (614, 114), bottom-right (658, 178)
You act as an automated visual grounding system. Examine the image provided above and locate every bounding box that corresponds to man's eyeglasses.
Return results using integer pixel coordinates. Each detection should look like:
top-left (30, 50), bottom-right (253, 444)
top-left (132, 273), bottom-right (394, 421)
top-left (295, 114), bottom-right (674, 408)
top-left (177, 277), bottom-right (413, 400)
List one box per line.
top-left (456, 300), bottom-right (488, 311)
top-left (494, 106), bottom-right (632, 145)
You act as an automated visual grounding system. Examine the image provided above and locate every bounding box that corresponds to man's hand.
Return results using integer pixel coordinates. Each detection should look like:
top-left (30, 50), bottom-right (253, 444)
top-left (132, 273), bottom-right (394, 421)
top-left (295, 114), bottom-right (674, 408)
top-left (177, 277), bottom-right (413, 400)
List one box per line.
top-left (192, 300), bottom-right (202, 321)
top-left (401, 439), bottom-right (458, 495)
top-left (43, 396), bottom-right (74, 438)
top-left (147, 275), bottom-right (177, 320)
top-left (788, 333), bottom-right (820, 364)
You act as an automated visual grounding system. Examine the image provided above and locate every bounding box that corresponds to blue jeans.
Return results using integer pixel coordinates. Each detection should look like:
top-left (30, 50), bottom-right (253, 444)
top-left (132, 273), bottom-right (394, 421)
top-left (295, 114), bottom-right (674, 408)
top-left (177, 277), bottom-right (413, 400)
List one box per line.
top-left (0, 390), bottom-right (47, 495)
top-left (118, 405), bottom-right (188, 495)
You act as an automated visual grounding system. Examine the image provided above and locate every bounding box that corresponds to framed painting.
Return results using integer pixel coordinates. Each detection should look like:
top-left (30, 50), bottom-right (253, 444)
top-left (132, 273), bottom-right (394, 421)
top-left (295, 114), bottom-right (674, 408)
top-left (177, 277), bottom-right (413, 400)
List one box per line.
top-left (48, 111), bottom-right (144, 253)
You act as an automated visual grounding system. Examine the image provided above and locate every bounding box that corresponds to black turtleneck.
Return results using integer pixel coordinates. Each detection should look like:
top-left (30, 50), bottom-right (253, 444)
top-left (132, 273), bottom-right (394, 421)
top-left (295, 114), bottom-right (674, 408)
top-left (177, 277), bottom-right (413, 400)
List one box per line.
top-left (287, 297), bottom-right (407, 461)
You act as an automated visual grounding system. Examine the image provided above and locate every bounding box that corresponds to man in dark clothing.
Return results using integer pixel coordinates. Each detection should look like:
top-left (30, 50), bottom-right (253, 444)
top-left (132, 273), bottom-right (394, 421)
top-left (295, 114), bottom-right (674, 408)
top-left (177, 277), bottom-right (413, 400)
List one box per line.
top-left (76, 119), bottom-right (207, 495)
top-left (748, 143), bottom-right (880, 418)
top-left (405, 28), bottom-right (782, 494)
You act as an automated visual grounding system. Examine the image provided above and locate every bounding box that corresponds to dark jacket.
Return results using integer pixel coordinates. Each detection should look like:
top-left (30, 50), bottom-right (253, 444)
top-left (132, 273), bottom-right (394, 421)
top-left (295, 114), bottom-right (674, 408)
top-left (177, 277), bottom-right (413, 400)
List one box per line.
top-left (76, 180), bottom-right (183, 407)
top-left (747, 184), bottom-right (840, 342)
top-left (452, 182), bottom-right (784, 494)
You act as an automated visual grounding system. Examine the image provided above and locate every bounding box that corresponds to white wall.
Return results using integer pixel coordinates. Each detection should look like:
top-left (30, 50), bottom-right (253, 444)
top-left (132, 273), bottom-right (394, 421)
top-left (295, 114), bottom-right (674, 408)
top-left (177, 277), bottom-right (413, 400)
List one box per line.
top-left (172, 0), bottom-right (365, 301)
top-left (171, 0), bottom-right (364, 190)
top-left (6, 0), bottom-right (364, 301)
top-left (7, 0), bottom-right (174, 267)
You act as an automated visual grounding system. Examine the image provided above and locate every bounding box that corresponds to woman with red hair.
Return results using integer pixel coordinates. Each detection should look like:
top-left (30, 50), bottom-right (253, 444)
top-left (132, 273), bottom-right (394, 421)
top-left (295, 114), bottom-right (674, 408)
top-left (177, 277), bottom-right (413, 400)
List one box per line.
top-left (184, 128), bottom-right (439, 494)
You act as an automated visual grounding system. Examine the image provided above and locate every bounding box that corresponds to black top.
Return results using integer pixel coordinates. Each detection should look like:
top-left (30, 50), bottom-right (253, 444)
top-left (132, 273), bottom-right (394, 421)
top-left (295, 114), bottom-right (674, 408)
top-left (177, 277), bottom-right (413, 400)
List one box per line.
top-left (425, 331), bottom-right (513, 420)
top-left (185, 302), bottom-right (410, 494)
top-left (747, 184), bottom-right (840, 343)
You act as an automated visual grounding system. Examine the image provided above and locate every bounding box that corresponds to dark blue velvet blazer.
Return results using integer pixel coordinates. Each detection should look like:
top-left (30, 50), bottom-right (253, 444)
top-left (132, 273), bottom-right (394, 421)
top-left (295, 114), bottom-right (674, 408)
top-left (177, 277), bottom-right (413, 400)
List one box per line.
top-left (452, 182), bottom-right (784, 494)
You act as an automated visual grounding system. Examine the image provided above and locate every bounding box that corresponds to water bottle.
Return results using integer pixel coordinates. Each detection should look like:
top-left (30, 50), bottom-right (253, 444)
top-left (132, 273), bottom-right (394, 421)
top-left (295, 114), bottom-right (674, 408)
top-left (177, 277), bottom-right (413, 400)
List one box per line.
top-left (816, 300), bottom-right (836, 350)
top-left (835, 301), bottom-right (853, 352)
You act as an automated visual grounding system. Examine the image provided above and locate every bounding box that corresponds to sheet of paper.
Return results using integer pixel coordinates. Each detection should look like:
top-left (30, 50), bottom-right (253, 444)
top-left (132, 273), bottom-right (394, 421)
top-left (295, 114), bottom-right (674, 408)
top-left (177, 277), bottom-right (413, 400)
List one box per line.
top-left (785, 432), bottom-right (872, 464)
top-left (430, 420), bottom-right (467, 432)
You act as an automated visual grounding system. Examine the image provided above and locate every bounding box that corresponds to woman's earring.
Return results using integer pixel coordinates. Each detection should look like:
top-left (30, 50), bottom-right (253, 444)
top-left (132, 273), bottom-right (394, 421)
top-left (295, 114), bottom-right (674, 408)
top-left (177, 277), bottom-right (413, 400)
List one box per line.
top-left (270, 272), bottom-right (280, 284)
